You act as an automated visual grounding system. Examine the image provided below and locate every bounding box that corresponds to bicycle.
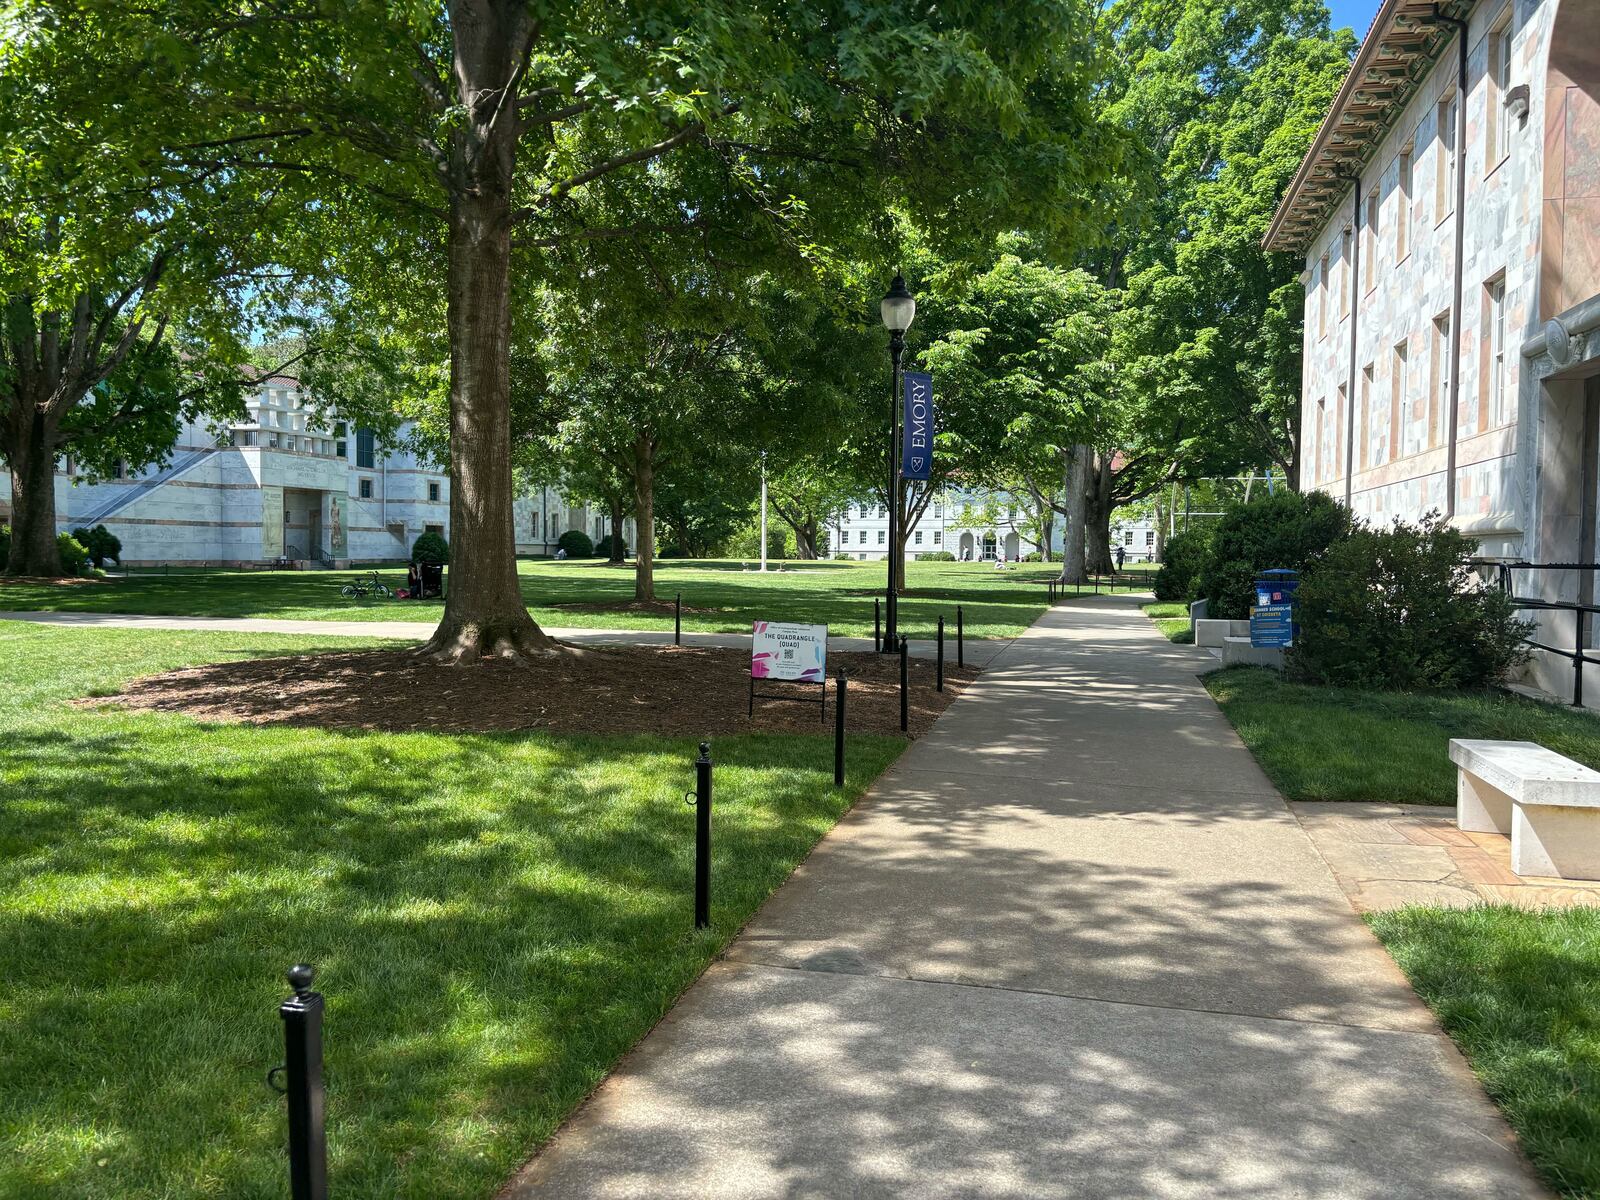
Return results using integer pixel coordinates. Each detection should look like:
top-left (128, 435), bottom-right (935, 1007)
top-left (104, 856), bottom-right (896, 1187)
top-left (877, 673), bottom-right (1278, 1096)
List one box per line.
top-left (339, 570), bottom-right (394, 600)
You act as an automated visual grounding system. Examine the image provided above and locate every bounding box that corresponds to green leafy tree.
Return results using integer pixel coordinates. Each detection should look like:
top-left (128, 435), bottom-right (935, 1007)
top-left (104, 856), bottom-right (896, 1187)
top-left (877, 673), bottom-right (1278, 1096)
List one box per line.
top-left (0, 15), bottom-right (310, 575)
top-left (47, 0), bottom-right (1122, 657)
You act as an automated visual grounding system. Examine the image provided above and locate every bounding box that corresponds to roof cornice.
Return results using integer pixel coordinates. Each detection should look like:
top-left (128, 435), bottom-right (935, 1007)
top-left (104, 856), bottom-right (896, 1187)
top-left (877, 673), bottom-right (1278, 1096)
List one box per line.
top-left (1263, 0), bottom-right (1476, 255)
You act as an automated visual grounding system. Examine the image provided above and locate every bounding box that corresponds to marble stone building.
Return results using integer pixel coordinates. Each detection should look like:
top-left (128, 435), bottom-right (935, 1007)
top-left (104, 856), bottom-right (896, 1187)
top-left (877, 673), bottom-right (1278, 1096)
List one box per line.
top-left (1268, 0), bottom-right (1599, 699)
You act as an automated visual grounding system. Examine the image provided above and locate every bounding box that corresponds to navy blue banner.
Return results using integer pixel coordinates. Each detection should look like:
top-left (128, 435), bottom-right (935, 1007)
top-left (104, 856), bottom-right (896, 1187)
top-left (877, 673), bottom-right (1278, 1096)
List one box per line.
top-left (901, 371), bottom-right (933, 480)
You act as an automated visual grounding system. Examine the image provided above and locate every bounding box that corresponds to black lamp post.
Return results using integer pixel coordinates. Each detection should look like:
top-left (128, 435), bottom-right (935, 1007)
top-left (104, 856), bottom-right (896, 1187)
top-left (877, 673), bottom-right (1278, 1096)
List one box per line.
top-left (880, 272), bottom-right (916, 650)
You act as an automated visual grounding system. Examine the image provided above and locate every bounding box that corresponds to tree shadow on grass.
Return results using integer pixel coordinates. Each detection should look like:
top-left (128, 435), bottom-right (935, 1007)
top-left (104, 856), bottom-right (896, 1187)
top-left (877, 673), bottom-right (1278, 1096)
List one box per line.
top-left (0, 716), bottom-right (900, 1200)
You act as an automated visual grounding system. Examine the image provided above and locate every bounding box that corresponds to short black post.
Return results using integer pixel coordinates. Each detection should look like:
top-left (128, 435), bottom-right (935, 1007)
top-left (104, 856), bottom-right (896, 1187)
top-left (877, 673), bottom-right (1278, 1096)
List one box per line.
top-left (957, 605), bottom-right (964, 667)
top-left (874, 597), bottom-right (881, 653)
top-left (276, 964), bottom-right (327, 1200)
top-left (833, 670), bottom-right (847, 787)
top-left (936, 615), bottom-right (945, 692)
top-left (675, 592), bottom-right (681, 646)
top-left (898, 634), bottom-right (909, 733)
top-left (693, 742), bottom-right (712, 928)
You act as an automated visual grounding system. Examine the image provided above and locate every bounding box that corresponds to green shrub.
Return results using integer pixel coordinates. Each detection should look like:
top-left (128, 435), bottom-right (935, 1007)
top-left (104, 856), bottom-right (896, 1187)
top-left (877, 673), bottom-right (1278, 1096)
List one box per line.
top-left (56, 532), bottom-right (89, 576)
top-left (916, 550), bottom-right (956, 561)
top-left (834, 552), bottom-right (854, 561)
top-left (1196, 490), bottom-right (1352, 619)
top-left (0, 525), bottom-right (10, 567)
top-left (1153, 528), bottom-right (1211, 602)
top-left (596, 533), bottom-right (629, 560)
top-left (71, 524), bottom-right (122, 568)
top-left (411, 531), bottom-right (450, 564)
top-left (1291, 514), bottom-right (1532, 690)
top-left (557, 529), bottom-right (594, 559)
top-left (1020, 551), bottom-right (1043, 563)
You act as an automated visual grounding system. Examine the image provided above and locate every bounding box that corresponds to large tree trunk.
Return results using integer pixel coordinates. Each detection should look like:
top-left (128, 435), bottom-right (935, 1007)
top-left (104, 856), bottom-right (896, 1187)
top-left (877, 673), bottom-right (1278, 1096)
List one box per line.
top-left (1083, 454), bottom-right (1115, 576)
top-left (4, 407), bottom-right (64, 577)
top-left (633, 435), bottom-right (656, 601)
top-left (794, 516), bottom-right (818, 559)
top-left (607, 493), bottom-right (625, 563)
top-left (1057, 445), bottom-right (1090, 585)
top-left (424, 13), bottom-right (553, 661)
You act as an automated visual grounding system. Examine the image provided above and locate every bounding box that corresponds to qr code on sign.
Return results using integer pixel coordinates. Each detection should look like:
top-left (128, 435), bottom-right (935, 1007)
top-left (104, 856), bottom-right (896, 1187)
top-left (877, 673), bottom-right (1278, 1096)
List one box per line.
top-left (782, 647), bottom-right (796, 660)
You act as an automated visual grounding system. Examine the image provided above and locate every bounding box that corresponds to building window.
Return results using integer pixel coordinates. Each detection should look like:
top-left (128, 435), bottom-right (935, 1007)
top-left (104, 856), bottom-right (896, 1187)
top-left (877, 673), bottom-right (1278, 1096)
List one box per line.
top-left (1362, 188), bottom-right (1379, 293)
top-left (1436, 91), bottom-right (1458, 219)
top-left (1317, 253), bottom-right (1330, 338)
top-left (1339, 227), bottom-right (1352, 318)
top-left (933, 502), bottom-right (942, 518)
top-left (359, 478), bottom-right (373, 499)
top-left (285, 437), bottom-right (296, 452)
top-left (1124, 530), bottom-right (1134, 545)
top-left (859, 530), bottom-right (867, 544)
top-left (428, 482), bottom-right (441, 502)
top-left (1335, 383), bottom-right (1347, 481)
top-left (355, 428), bottom-right (376, 469)
top-left (933, 530), bottom-right (942, 545)
top-left (1360, 364), bottom-right (1376, 468)
top-left (1486, 275), bottom-right (1508, 426)
top-left (1396, 146), bottom-right (1413, 261)
top-left (1393, 341), bottom-right (1411, 457)
top-left (1145, 531), bottom-right (1155, 547)
top-left (914, 530), bottom-right (923, 545)
top-left (1430, 310), bottom-right (1452, 447)
top-left (877, 530), bottom-right (885, 545)
top-left (1489, 10), bottom-right (1514, 167)
top-left (334, 422), bottom-right (348, 459)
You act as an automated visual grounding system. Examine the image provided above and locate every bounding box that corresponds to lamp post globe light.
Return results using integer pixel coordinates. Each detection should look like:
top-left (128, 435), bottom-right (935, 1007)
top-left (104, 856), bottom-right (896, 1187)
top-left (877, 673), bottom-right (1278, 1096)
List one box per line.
top-left (880, 272), bottom-right (915, 650)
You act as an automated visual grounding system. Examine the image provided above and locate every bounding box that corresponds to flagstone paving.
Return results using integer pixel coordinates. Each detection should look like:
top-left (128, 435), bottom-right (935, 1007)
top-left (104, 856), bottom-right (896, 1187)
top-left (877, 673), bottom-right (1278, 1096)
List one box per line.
top-left (1294, 800), bottom-right (1600, 912)
top-left (503, 594), bottom-right (1550, 1199)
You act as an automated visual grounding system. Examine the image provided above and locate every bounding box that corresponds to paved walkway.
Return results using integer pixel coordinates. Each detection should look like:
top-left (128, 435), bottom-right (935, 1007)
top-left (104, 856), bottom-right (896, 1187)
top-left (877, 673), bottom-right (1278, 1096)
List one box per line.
top-left (0, 611), bottom-right (1001, 663)
top-left (505, 595), bottom-right (1546, 1199)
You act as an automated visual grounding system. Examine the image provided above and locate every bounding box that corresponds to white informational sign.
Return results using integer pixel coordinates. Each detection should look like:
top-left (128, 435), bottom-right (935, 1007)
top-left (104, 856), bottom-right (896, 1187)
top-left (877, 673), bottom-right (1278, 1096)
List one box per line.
top-left (751, 621), bottom-right (827, 682)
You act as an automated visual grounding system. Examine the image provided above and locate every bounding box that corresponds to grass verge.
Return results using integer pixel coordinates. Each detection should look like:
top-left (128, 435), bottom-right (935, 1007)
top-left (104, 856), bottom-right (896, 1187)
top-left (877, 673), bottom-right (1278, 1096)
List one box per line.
top-left (1369, 906), bottom-right (1600, 1198)
top-left (1204, 665), bottom-right (1600, 805)
top-left (0, 558), bottom-right (1065, 639)
top-left (1142, 600), bottom-right (1193, 644)
top-left (0, 621), bottom-right (902, 1199)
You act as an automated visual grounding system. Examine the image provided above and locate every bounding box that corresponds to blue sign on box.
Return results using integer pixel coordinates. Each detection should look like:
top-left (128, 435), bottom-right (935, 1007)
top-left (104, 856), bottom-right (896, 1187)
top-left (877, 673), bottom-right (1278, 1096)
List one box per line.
top-left (1250, 603), bottom-right (1294, 649)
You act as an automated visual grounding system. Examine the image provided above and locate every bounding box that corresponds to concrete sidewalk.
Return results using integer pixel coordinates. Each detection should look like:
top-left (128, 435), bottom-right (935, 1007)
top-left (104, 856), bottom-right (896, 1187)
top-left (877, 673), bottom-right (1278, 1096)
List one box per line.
top-left (506, 595), bottom-right (1547, 1199)
top-left (0, 610), bottom-right (1003, 664)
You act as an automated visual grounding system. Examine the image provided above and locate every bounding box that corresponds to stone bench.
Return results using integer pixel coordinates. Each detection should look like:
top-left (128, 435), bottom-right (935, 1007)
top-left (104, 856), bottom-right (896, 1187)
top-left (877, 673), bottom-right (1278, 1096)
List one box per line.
top-left (1450, 738), bottom-right (1600, 880)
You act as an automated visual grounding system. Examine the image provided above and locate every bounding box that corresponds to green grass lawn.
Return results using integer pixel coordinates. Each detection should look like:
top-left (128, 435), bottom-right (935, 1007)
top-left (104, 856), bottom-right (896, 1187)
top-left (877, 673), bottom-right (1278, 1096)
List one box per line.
top-left (0, 620), bottom-right (902, 1199)
top-left (1205, 666), bottom-right (1600, 805)
top-left (1142, 600), bottom-right (1193, 643)
top-left (1370, 906), bottom-right (1600, 1198)
top-left (0, 558), bottom-right (1117, 640)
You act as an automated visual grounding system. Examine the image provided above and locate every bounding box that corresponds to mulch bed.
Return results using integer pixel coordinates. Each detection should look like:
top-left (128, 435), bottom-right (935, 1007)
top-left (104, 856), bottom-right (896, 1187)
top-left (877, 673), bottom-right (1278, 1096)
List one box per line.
top-left (99, 646), bottom-right (978, 737)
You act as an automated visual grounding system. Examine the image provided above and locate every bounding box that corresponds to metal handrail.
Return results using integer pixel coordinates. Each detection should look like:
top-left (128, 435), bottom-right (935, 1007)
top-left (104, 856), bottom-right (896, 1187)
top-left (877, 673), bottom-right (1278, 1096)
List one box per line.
top-left (1468, 558), bottom-right (1600, 706)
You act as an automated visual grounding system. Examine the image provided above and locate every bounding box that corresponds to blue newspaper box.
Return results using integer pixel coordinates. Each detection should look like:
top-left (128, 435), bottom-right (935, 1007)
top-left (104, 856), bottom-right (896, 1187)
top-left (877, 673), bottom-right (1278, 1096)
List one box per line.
top-left (1251, 568), bottom-right (1298, 649)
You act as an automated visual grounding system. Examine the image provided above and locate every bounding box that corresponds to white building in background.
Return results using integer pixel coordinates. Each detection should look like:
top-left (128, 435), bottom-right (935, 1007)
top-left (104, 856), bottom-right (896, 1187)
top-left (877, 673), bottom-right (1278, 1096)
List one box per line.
top-left (0, 371), bottom-right (641, 566)
top-left (0, 373), bottom-right (449, 565)
top-left (1111, 514), bottom-right (1161, 562)
top-left (1269, 0), bottom-right (1599, 700)
top-left (831, 488), bottom-right (1064, 561)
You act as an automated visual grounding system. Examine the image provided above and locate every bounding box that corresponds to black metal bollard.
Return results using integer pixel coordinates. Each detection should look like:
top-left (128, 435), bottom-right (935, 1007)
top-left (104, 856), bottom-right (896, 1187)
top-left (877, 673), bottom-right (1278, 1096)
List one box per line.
top-left (874, 598), bottom-right (881, 653)
top-left (937, 616), bottom-right (945, 692)
top-left (957, 606), bottom-right (964, 668)
top-left (675, 592), bottom-right (681, 646)
top-left (899, 634), bottom-right (909, 733)
top-left (271, 964), bottom-right (327, 1200)
top-left (692, 742), bottom-right (712, 928)
top-left (834, 671), bottom-right (847, 787)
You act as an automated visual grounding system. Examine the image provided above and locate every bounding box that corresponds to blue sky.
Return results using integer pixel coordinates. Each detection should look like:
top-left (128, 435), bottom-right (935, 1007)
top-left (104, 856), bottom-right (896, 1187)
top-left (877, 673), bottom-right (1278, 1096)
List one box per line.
top-left (1327, 0), bottom-right (1382, 39)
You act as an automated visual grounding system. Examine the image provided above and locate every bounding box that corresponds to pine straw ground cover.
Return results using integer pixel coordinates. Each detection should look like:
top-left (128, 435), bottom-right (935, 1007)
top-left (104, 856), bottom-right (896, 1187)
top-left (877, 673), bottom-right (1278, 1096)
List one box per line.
top-left (0, 622), bottom-right (917, 1199)
top-left (101, 644), bottom-right (976, 737)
